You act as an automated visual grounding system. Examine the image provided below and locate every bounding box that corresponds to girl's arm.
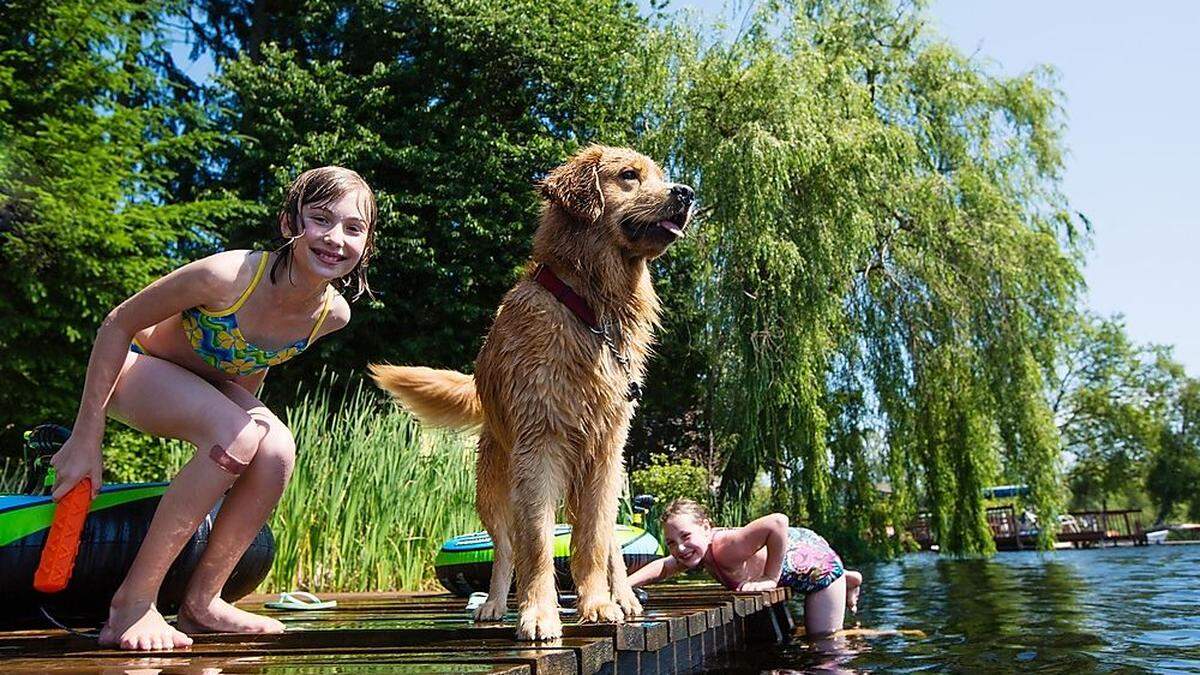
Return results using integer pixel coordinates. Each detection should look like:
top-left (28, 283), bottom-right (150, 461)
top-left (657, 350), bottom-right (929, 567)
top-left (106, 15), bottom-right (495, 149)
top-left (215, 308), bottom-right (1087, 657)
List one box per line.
top-left (626, 555), bottom-right (684, 588)
top-left (51, 252), bottom-right (248, 501)
top-left (718, 513), bottom-right (789, 591)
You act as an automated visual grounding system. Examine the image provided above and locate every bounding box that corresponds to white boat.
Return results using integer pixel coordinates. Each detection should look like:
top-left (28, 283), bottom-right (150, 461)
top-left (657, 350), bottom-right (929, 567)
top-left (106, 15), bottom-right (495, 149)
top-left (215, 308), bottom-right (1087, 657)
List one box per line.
top-left (1146, 529), bottom-right (1169, 545)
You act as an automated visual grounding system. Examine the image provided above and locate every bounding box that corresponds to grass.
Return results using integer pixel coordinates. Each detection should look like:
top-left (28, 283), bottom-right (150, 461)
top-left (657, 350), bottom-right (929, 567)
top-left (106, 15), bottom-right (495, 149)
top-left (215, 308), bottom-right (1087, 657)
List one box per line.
top-left (263, 378), bottom-right (480, 592)
top-left (0, 457), bottom-right (26, 493)
top-left (148, 374), bottom-right (480, 593)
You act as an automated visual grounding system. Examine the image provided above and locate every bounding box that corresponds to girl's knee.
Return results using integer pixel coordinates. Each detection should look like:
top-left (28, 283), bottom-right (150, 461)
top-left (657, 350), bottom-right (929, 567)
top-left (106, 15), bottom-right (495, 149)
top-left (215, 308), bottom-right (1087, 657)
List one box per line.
top-left (257, 427), bottom-right (296, 466)
top-left (211, 418), bottom-right (270, 475)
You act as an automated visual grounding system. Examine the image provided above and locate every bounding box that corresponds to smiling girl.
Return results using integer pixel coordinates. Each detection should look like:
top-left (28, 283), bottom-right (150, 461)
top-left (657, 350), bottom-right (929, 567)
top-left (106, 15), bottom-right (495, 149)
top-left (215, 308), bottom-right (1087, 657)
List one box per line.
top-left (628, 499), bottom-right (864, 637)
top-left (49, 167), bottom-right (377, 650)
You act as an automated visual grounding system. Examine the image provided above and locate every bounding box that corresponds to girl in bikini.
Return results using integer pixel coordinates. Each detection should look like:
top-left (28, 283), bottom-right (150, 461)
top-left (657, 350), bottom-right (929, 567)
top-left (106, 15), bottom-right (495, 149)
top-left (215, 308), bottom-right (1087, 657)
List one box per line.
top-left (49, 166), bottom-right (377, 651)
top-left (627, 498), bottom-right (864, 637)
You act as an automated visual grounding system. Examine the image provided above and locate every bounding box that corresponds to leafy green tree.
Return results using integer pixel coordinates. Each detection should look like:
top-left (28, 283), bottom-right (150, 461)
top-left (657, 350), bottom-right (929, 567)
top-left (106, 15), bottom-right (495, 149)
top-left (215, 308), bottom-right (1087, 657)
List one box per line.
top-left (1146, 379), bottom-right (1200, 523)
top-left (635, 0), bottom-right (1084, 553)
top-left (0, 0), bottom-right (244, 448)
top-left (631, 454), bottom-right (713, 511)
top-left (1050, 314), bottom-right (1175, 510)
top-left (189, 0), bottom-right (658, 402)
top-left (1049, 313), bottom-right (1199, 522)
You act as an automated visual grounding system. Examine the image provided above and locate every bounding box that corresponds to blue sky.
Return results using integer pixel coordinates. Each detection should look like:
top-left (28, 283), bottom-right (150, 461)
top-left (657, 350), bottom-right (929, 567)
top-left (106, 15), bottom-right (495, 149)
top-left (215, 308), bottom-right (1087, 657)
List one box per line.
top-left (171, 2), bottom-right (1198, 374)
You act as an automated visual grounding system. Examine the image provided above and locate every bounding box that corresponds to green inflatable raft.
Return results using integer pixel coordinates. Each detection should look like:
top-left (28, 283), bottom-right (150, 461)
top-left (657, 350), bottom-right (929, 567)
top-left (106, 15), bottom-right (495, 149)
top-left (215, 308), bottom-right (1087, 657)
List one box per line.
top-left (435, 523), bottom-right (664, 597)
top-left (0, 425), bottom-right (274, 629)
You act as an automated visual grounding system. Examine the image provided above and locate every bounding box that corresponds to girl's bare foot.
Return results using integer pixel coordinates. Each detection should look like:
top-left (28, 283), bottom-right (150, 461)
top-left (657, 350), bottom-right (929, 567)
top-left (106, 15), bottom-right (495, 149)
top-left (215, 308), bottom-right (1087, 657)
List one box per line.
top-left (177, 595), bottom-right (285, 635)
top-left (98, 600), bottom-right (193, 651)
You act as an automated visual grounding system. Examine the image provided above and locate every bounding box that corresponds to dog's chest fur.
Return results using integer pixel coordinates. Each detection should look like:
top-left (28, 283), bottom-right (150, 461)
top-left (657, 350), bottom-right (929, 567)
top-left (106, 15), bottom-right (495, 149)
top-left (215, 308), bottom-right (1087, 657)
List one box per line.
top-left (473, 269), bottom-right (659, 456)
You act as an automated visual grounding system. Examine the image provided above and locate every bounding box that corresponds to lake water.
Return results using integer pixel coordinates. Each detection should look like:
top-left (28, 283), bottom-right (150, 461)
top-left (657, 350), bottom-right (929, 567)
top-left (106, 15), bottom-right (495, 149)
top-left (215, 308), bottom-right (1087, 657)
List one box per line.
top-left (702, 544), bottom-right (1200, 673)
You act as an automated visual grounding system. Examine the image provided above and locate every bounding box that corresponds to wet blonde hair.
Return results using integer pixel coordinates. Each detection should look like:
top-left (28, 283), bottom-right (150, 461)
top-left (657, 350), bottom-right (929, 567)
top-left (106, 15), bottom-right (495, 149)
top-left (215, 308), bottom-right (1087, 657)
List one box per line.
top-left (660, 498), bottom-right (712, 528)
top-left (273, 165), bottom-right (378, 301)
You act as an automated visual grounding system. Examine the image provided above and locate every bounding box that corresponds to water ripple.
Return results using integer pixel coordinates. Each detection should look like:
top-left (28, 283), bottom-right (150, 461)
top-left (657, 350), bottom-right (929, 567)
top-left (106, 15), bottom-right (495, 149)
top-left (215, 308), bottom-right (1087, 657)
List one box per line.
top-left (703, 544), bottom-right (1200, 674)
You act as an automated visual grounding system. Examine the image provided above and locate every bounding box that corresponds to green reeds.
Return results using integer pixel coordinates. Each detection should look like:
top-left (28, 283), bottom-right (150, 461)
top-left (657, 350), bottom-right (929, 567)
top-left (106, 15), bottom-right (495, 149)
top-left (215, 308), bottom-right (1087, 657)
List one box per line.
top-left (259, 376), bottom-right (479, 592)
top-left (0, 457), bottom-right (25, 493)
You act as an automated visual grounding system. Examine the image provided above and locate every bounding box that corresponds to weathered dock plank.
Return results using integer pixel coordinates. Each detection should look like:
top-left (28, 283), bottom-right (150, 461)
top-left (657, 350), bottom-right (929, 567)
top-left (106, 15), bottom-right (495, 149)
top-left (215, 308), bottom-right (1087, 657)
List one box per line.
top-left (1, 652), bottom-right (533, 674)
top-left (0, 583), bottom-right (794, 674)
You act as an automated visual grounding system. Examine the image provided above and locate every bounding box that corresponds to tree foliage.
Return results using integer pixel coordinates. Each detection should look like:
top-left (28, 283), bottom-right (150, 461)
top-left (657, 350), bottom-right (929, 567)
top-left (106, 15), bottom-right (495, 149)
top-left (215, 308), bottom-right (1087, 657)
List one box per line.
top-left (6, 0), bottom-right (1192, 556)
top-left (1147, 379), bottom-right (1200, 522)
top-left (1051, 313), bottom-right (1175, 510)
top-left (1047, 312), bottom-right (1200, 522)
top-left (634, 1), bottom-right (1082, 554)
top-left (0, 0), bottom-right (242, 447)
top-left (191, 0), bottom-right (658, 400)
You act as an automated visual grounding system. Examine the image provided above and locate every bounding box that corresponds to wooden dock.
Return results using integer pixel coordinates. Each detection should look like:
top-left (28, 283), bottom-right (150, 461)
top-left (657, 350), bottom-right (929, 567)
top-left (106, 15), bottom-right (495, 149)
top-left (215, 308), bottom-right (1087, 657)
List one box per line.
top-left (0, 583), bottom-right (795, 673)
top-left (909, 506), bottom-right (1151, 551)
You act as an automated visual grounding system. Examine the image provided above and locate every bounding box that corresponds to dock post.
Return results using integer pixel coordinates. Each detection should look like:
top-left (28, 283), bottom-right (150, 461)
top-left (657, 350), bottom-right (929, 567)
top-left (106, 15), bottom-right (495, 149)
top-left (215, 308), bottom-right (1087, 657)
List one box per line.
top-left (1101, 502), bottom-right (1109, 548)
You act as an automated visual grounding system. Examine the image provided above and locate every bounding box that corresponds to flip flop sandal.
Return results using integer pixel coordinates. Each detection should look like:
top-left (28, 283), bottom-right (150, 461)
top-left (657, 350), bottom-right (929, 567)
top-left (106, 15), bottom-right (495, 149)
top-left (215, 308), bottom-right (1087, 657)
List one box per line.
top-left (465, 592), bottom-right (489, 612)
top-left (264, 591), bottom-right (337, 611)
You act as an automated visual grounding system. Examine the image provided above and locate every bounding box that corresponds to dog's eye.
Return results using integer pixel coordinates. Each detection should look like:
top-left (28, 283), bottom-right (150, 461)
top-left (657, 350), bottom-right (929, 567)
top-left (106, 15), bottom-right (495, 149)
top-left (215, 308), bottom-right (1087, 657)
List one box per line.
top-left (619, 169), bottom-right (639, 181)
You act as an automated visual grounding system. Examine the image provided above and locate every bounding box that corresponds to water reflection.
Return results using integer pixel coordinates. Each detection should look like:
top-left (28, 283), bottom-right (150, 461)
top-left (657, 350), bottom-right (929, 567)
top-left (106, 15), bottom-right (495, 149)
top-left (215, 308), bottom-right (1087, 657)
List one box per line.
top-left (703, 545), bottom-right (1200, 673)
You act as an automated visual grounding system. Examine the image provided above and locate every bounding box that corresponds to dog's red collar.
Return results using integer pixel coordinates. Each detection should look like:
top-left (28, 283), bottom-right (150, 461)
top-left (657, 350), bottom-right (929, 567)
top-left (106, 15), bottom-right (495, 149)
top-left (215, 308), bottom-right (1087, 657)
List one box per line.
top-left (533, 263), bottom-right (600, 331)
top-left (532, 263), bottom-right (642, 402)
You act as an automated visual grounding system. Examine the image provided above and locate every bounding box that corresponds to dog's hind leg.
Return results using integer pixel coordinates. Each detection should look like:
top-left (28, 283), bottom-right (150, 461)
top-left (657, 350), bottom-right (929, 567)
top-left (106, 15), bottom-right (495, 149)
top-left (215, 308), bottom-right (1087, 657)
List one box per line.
top-left (474, 432), bottom-right (513, 622)
top-left (568, 452), bottom-right (626, 624)
top-left (511, 437), bottom-right (565, 641)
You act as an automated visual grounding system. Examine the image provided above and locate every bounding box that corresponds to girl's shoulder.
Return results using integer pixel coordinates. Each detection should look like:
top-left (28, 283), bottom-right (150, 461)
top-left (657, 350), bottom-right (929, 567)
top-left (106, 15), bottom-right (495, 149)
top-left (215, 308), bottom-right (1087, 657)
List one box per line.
top-left (311, 288), bottom-right (352, 341)
top-left (187, 250), bottom-right (266, 307)
top-left (324, 292), bottom-right (352, 330)
top-left (188, 249), bottom-right (262, 285)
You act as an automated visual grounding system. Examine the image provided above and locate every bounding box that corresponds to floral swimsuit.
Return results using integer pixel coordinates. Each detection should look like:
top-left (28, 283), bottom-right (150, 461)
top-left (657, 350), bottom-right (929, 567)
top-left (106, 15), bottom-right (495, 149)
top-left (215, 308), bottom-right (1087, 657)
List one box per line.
top-left (705, 526), bottom-right (844, 595)
top-left (130, 252), bottom-right (332, 376)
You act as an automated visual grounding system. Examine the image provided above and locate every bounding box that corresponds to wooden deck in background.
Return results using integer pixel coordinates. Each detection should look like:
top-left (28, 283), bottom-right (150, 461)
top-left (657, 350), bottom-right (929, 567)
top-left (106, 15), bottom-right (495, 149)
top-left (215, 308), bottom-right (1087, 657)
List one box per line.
top-left (0, 583), bottom-right (795, 673)
top-left (909, 506), bottom-right (1151, 551)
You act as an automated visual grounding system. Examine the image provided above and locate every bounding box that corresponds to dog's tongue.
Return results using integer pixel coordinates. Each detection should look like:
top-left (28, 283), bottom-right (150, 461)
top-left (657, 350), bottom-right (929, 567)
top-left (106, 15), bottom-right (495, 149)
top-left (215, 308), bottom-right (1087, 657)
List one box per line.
top-left (658, 220), bottom-right (683, 236)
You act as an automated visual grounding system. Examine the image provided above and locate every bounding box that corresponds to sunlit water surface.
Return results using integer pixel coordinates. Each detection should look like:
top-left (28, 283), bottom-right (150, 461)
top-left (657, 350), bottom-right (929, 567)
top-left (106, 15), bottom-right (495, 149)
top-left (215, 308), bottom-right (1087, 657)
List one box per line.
top-left (702, 545), bottom-right (1200, 674)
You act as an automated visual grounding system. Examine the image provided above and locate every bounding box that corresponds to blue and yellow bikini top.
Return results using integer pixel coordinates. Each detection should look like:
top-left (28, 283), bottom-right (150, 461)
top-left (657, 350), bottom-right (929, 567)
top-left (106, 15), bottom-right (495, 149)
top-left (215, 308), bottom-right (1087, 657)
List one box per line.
top-left (180, 252), bottom-right (333, 377)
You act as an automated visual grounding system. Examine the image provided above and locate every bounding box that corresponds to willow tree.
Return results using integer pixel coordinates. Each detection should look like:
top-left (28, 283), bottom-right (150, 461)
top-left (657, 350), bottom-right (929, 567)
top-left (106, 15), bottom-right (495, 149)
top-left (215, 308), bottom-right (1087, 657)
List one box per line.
top-left (638, 0), bottom-right (1084, 554)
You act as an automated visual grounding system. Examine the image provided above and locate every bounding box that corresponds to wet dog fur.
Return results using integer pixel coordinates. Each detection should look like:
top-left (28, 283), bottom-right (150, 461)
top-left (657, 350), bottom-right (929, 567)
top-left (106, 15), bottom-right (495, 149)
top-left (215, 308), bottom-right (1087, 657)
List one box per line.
top-left (371, 145), bottom-right (693, 640)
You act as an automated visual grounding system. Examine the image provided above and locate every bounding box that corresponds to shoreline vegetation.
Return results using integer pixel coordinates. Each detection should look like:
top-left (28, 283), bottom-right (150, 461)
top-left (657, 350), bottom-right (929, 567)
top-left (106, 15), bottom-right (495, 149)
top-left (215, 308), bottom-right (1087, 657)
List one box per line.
top-left (4, 374), bottom-right (1194, 594)
top-left (263, 377), bottom-right (480, 592)
top-left (260, 378), bottom-right (478, 591)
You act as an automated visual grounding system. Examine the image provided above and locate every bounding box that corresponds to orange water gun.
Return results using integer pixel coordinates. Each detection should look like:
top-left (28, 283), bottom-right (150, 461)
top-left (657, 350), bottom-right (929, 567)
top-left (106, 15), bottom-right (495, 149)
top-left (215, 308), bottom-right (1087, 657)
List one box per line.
top-left (33, 469), bottom-right (93, 594)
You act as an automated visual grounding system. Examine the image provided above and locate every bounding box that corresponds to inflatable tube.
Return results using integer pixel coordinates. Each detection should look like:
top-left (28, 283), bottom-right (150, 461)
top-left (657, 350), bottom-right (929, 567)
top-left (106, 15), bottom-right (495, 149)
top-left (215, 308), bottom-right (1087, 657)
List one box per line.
top-left (435, 523), bottom-right (663, 597)
top-left (0, 482), bottom-right (274, 629)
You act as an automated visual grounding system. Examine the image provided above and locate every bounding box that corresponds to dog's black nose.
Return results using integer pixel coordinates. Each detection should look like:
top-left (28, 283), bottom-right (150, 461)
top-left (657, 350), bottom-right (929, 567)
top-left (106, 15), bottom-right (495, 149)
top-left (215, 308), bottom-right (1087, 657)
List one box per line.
top-left (671, 183), bottom-right (695, 206)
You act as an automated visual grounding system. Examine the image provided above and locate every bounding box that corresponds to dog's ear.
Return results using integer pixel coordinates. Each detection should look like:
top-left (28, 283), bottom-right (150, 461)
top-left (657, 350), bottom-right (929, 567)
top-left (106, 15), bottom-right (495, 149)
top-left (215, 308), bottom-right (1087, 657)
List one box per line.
top-left (539, 145), bottom-right (606, 223)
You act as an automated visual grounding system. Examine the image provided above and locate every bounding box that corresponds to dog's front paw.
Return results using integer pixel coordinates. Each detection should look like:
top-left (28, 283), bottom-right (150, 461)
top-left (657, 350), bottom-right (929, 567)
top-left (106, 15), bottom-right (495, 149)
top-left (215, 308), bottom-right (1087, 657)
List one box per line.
top-left (473, 598), bottom-right (508, 622)
top-left (516, 604), bottom-right (563, 641)
top-left (612, 585), bottom-right (643, 619)
top-left (577, 596), bottom-right (625, 624)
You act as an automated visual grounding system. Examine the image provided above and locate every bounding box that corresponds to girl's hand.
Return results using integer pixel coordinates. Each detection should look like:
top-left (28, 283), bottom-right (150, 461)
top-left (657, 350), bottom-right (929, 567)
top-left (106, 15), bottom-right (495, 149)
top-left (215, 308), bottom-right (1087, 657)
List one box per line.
top-left (49, 434), bottom-right (103, 501)
top-left (737, 578), bottom-right (778, 592)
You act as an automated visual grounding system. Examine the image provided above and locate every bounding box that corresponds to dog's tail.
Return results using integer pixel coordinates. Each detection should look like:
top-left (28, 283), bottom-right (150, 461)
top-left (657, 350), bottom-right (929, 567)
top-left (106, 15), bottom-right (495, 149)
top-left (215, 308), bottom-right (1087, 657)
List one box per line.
top-left (368, 364), bottom-right (484, 430)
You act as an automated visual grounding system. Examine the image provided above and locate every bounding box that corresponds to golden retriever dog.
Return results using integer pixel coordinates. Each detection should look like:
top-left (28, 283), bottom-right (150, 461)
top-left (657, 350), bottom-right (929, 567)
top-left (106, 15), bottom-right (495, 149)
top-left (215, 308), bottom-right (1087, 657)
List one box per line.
top-left (370, 145), bottom-right (693, 641)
